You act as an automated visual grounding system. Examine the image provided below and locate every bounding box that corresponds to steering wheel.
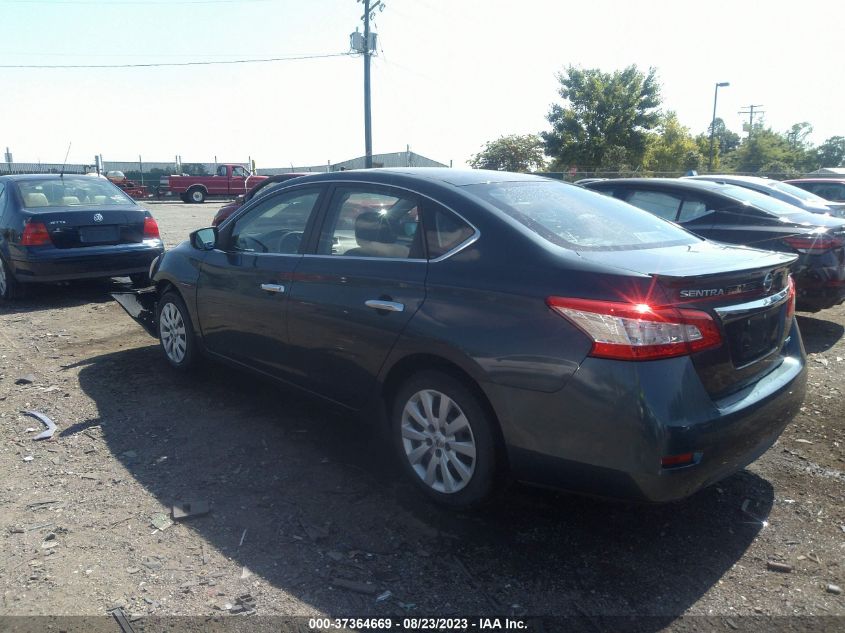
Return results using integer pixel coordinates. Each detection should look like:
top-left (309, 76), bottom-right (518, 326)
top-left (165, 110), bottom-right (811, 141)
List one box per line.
top-left (277, 231), bottom-right (303, 254)
top-left (237, 235), bottom-right (269, 253)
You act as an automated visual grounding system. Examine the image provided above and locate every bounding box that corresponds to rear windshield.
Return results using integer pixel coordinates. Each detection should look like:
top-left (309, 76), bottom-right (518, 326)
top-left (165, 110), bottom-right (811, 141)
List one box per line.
top-left (716, 184), bottom-right (809, 216)
top-left (768, 180), bottom-right (830, 204)
top-left (16, 178), bottom-right (135, 208)
top-left (463, 180), bottom-right (698, 251)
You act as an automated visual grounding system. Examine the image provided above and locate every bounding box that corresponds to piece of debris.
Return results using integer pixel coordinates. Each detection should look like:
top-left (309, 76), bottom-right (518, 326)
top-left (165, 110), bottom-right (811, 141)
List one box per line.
top-left (767, 561), bottom-right (793, 573)
top-left (15, 374), bottom-right (36, 385)
top-left (238, 529), bottom-right (247, 547)
top-left (240, 566), bottom-right (252, 580)
top-left (27, 500), bottom-right (60, 510)
top-left (172, 500), bottom-right (210, 520)
top-left (826, 584), bottom-right (842, 595)
top-left (21, 410), bottom-right (58, 441)
top-left (300, 519), bottom-right (329, 542)
top-left (109, 606), bottom-right (137, 633)
top-left (331, 578), bottom-right (379, 595)
top-left (795, 439), bottom-right (813, 444)
top-left (125, 567), bottom-right (141, 574)
top-left (376, 590), bottom-right (392, 602)
top-left (23, 456), bottom-right (34, 462)
top-left (150, 513), bottom-right (173, 531)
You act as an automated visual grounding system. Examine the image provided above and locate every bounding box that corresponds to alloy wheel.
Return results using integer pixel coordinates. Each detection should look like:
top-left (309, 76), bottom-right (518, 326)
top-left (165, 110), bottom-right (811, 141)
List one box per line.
top-left (401, 389), bottom-right (477, 494)
top-left (160, 302), bottom-right (187, 363)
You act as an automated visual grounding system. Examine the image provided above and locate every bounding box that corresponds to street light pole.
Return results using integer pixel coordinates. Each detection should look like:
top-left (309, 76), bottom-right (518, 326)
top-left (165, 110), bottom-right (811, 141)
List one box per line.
top-left (708, 81), bottom-right (730, 172)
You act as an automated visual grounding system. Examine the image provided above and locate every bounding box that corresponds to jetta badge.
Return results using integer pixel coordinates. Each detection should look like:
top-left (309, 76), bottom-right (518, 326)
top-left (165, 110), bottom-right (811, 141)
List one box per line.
top-left (763, 272), bottom-right (774, 293)
top-left (93, 213), bottom-right (103, 223)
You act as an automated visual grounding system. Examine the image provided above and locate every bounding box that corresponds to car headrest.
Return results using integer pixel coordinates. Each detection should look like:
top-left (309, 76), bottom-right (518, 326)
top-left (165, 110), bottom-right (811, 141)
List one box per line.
top-left (355, 210), bottom-right (396, 245)
top-left (24, 193), bottom-right (50, 207)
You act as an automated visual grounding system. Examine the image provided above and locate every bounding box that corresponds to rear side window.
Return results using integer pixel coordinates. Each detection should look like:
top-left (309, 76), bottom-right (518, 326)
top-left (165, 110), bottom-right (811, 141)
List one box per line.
top-left (464, 180), bottom-right (697, 251)
top-left (425, 206), bottom-right (475, 259)
top-left (317, 188), bottom-right (423, 259)
top-left (678, 197), bottom-right (718, 223)
top-left (626, 190), bottom-right (681, 221)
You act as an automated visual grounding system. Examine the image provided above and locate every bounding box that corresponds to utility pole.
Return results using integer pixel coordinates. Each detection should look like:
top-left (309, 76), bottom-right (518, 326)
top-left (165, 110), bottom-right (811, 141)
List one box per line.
top-left (354, 0), bottom-right (382, 168)
top-left (739, 104), bottom-right (765, 143)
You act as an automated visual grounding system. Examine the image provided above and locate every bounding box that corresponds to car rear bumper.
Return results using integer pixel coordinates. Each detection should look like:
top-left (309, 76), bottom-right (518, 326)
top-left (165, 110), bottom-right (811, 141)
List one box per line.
top-left (11, 242), bottom-right (164, 283)
top-left (493, 321), bottom-right (807, 502)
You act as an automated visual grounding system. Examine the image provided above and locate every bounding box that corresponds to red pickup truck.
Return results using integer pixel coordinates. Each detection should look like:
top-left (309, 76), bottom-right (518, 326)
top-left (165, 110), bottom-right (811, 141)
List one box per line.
top-left (168, 164), bottom-right (267, 203)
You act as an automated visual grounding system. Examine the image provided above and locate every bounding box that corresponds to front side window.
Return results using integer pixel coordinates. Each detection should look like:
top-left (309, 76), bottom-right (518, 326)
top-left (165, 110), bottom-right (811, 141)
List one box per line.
top-left (232, 166), bottom-right (248, 178)
top-left (464, 180), bottom-right (697, 251)
top-left (16, 178), bottom-right (134, 208)
top-left (317, 188), bottom-right (423, 259)
top-left (231, 188), bottom-right (320, 254)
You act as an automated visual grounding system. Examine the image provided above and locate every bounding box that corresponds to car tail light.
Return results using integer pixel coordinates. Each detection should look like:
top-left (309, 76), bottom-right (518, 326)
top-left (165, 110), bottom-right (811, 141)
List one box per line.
top-left (143, 216), bottom-right (160, 239)
top-left (785, 276), bottom-right (796, 324)
top-left (782, 233), bottom-right (844, 254)
top-left (547, 297), bottom-right (722, 361)
top-left (21, 221), bottom-right (52, 246)
top-left (661, 452), bottom-right (696, 468)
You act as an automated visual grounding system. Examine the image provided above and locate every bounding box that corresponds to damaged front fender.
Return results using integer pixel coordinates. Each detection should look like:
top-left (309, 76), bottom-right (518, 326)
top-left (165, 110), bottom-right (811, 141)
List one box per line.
top-left (112, 289), bottom-right (158, 338)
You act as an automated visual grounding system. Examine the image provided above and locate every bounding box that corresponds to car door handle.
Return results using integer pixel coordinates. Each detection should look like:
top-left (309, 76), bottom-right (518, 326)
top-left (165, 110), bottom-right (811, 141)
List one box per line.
top-left (260, 283), bottom-right (286, 294)
top-left (365, 299), bottom-right (405, 313)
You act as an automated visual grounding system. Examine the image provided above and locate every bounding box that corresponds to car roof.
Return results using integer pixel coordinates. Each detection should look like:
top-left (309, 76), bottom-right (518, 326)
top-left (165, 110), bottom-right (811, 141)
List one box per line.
top-left (587, 178), bottom-right (731, 192)
top-left (291, 168), bottom-right (550, 187)
top-left (784, 178), bottom-right (845, 184)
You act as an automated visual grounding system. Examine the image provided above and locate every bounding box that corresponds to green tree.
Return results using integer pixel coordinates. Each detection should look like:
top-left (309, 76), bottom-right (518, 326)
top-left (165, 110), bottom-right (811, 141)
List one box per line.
top-left (643, 112), bottom-right (702, 173)
top-left (542, 65), bottom-right (662, 171)
top-left (468, 134), bottom-right (546, 172)
top-left (815, 136), bottom-right (845, 167)
top-left (709, 117), bottom-right (741, 156)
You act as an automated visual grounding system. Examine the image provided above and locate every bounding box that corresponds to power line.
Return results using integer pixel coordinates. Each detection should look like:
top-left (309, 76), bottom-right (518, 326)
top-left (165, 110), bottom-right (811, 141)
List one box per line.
top-left (0, 52), bottom-right (352, 69)
top-left (6, 0), bottom-right (275, 4)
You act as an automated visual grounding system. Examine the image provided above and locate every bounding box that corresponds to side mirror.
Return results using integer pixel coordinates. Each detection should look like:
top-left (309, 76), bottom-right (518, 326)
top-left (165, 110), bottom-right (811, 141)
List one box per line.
top-left (236, 194), bottom-right (245, 203)
top-left (190, 227), bottom-right (217, 251)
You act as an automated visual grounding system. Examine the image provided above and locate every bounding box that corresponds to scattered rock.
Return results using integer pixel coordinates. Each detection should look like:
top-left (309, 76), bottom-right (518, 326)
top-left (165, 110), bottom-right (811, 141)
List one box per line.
top-left (23, 456), bottom-right (34, 462)
top-left (150, 513), bottom-right (173, 531)
top-left (15, 374), bottom-right (36, 385)
top-left (331, 578), bottom-right (379, 595)
top-left (766, 561), bottom-right (793, 573)
top-left (826, 584), bottom-right (842, 595)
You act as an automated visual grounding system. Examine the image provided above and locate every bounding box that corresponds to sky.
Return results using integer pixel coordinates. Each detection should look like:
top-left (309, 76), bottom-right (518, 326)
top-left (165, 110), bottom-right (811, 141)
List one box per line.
top-left (1, 0), bottom-right (843, 170)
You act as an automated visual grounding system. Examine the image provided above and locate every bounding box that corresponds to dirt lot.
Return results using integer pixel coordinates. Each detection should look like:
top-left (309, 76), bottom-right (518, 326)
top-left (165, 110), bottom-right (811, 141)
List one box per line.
top-left (0, 201), bottom-right (843, 630)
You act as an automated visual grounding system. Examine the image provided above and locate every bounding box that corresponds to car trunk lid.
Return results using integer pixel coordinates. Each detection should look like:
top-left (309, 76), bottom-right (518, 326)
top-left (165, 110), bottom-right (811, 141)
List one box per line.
top-left (577, 242), bottom-right (798, 397)
top-left (26, 206), bottom-right (150, 249)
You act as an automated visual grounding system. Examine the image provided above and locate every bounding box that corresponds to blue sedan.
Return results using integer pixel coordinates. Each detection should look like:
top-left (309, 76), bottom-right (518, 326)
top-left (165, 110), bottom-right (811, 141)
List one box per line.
top-left (0, 174), bottom-right (164, 300)
top-left (114, 169), bottom-right (806, 508)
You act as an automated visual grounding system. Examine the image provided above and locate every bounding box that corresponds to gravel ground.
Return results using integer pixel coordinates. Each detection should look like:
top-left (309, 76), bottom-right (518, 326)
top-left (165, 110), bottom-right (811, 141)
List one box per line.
top-left (0, 201), bottom-right (843, 631)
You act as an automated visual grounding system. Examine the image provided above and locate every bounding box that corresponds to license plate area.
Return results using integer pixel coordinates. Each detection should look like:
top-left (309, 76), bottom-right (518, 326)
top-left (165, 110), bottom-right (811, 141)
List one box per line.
top-left (724, 304), bottom-right (784, 368)
top-left (79, 225), bottom-right (120, 244)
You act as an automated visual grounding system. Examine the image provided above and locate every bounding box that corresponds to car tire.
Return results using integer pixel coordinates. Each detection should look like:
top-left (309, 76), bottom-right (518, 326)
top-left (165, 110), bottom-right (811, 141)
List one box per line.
top-left (391, 370), bottom-right (499, 508)
top-left (157, 291), bottom-right (197, 371)
top-left (188, 187), bottom-right (206, 204)
top-left (0, 256), bottom-right (23, 301)
top-left (129, 273), bottom-right (151, 288)
top-left (179, 193), bottom-right (190, 203)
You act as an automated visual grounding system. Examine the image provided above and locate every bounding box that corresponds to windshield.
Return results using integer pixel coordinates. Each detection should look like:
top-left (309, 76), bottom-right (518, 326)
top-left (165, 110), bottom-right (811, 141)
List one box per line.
top-left (17, 178), bottom-right (135, 208)
top-left (463, 180), bottom-right (698, 251)
top-left (768, 180), bottom-right (831, 205)
top-left (716, 184), bottom-right (810, 216)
